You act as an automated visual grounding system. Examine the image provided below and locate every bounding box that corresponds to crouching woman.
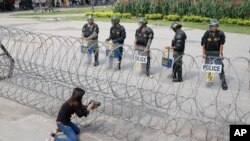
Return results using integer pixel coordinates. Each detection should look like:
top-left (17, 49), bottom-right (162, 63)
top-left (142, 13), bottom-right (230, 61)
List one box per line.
top-left (50, 87), bottom-right (97, 141)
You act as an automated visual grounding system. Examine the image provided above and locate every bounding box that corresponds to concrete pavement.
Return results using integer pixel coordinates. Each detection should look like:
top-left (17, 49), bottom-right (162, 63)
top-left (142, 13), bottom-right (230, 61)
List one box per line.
top-left (0, 10), bottom-right (250, 141)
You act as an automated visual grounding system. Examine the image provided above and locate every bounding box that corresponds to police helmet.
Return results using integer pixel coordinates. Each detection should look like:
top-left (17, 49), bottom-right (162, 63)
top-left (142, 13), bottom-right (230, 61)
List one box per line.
top-left (209, 19), bottom-right (219, 27)
top-left (111, 16), bottom-right (120, 25)
top-left (87, 15), bottom-right (94, 21)
top-left (171, 21), bottom-right (182, 31)
top-left (138, 17), bottom-right (148, 25)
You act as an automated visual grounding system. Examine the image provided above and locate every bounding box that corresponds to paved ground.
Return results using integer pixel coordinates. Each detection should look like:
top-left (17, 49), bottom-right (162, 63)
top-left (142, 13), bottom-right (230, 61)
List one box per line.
top-left (0, 97), bottom-right (123, 141)
top-left (1, 13), bottom-right (249, 58)
top-left (0, 97), bottom-right (54, 141)
top-left (0, 9), bottom-right (250, 141)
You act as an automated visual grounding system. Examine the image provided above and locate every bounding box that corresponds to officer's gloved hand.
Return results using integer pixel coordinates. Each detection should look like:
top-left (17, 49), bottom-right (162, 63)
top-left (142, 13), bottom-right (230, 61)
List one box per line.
top-left (106, 39), bottom-right (110, 42)
top-left (202, 54), bottom-right (206, 59)
top-left (86, 37), bottom-right (91, 41)
top-left (165, 46), bottom-right (170, 49)
top-left (144, 48), bottom-right (149, 52)
top-left (220, 54), bottom-right (224, 60)
top-left (134, 46), bottom-right (137, 51)
top-left (112, 40), bottom-right (116, 44)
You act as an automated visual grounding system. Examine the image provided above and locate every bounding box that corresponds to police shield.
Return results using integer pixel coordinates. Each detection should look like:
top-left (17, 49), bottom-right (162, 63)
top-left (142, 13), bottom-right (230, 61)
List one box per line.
top-left (202, 57), bottom-right (223, 85)
top-left (162, 47), bottom-right (173, 69)
top-left (134, 50), bottom-right (148, 73)
top-left (106, 42), bottom-right (122, 70)
top-left (81, 39), bottom-right (94, 64)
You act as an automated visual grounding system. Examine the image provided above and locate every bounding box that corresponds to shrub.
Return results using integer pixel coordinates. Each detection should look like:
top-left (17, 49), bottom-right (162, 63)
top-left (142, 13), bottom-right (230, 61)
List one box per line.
top-left (85, 12), bottom-right (250, 26)
top-left (237, 20), bottom-right (250, 26)
top-left (145, 14), bottom-right (163, 20)
top-left (220, 18), bottom-right (250, 26)
top-left (219, 18), bottom-right (239, 24)
top-left (114, 0), bottom-right (250, 19)
top-left (182, 15), bottom-right (210, 23)
top-left (86, 12), bottom-right (113, 18)
top-left (121, 13), bottom-right (132, 18)
top-left (85, 12), bottom-right (132, 19)
top-left (164, 15), bottom-right (181, 21)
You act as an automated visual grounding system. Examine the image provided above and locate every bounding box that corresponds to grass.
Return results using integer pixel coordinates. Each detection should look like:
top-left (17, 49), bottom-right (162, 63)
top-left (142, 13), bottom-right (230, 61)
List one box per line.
top-left (11, 7), bottom-right (112, 16)
top-left (60, 16), bottom-right (250, 35)
top-left (183, 22), bottom-right (250, 34)
top-left (12, 7), bottom-right (250, 35)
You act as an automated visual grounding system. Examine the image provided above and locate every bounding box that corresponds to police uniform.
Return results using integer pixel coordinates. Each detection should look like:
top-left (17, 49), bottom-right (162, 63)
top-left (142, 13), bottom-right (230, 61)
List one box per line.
top-left (82, 23), bottom-right (99, 63)
top-left (201, 30), bottom-right (226, 79)
top-left (172, 30), bottom-right (187, 80)
top-left (107, 24), bottom-right (126, 62)
top-left (135, 26), bottom-right (154, 75)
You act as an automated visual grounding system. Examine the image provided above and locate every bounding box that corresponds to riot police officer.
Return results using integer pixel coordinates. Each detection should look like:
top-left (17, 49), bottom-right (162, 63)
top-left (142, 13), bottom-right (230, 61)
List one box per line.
top-left (201, 19), bottom-right (228, 90)
top-left (106, 16), bottom-right (126, 70)
top-left (135, 17), bottom-right (154, 77)
top-left (82, 16), bottom-right (100, 66)
top-left (167, 21), bottom-right (186, 82)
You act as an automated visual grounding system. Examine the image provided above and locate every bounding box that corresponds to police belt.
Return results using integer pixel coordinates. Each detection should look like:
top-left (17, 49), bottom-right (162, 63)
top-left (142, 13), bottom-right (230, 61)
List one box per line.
top-left (135, 45), bottom-right (147, 51)
top-left (205, 51), bottom-right (220, 57)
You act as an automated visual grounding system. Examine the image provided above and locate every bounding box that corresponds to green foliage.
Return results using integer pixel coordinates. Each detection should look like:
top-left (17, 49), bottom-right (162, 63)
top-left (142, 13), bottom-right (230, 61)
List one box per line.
top-left (219, 18), bottom-right (239, 24)
top-left (120, 13), bottom-right (132, 18)
top-left (86, 12), bottom-right (132, 19)
top-left (220, 18), bottom-right (250, 26)
top-left (182, 15), bottom-right (210, 23)
top-left (145, 14), bottom-right (163, 20)
top-left (114, 0), bottom-right (250, 19)
top-left (238, 20), bottom-right (250, 26)
top-left (113, 0), bottom-right (151, 16)
top-left (163, 15), bottom-right (181, 21)
top-left (86, 12), bottom-right (113, 18)
top-left (85, 12), bottom-right (250, 26)
top-left (145, 13), bottom-right (250, 26)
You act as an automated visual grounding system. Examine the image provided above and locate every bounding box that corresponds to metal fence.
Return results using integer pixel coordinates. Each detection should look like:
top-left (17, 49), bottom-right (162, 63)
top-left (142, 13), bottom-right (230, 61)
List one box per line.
top-left (0, 26), bottom-right (249, 141)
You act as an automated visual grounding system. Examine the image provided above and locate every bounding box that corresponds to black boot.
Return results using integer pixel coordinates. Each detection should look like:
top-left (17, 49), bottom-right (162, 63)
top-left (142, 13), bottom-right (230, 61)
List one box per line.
top-left (146, 56), bottom-right (152, 77)
top-left (172, 76), bottom-right (183, 82)
top-left (221, 77), bottom-right (228, 90)
top-left (172, 64), bottom-right (176, 79)
top-left (168, 73), bottom-right (176, 79)
top-left (146, 67), bottom-right (153, 78)
top-left (118, 62), bottom-right (121, 70)
top-left (172, 73), bottom-right (177, 79)
top-left (146, 73), bottom-right (153, 78)
top-left (94, 61), bottom-right (99, 66)
top-left (94, 51), bottom-right (99, 66)
top-left (173, 69), bottom-right (183, 82)
top-left (146, 66), bottom-right (153, 78)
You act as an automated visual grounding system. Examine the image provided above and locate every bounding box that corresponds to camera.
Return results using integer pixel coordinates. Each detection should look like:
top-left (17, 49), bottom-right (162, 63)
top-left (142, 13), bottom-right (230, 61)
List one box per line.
top-left (89, 100), bottom-right (101, 107)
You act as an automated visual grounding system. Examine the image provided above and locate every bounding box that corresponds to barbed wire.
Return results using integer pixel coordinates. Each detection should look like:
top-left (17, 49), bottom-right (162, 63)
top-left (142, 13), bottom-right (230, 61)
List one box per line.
top-left (0, 26), bottom-right (249, 141)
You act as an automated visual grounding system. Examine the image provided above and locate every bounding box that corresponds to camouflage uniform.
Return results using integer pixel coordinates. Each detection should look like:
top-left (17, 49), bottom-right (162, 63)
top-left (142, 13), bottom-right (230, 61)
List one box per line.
top-left (82, 21), bottom-right (99, 65)
top-left (106, 16), bottom-right (126, 70)
top-left (201, 19), bottom-right (228, 90)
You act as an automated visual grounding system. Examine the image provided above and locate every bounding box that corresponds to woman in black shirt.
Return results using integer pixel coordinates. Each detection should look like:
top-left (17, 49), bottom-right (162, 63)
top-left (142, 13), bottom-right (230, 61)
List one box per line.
top-left (50, 87), bottom-right (96, 141)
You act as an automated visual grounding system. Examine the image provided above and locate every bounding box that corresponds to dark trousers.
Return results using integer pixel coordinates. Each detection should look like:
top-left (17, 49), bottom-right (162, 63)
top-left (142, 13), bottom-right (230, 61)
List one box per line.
top-left (146, 56), bottom-right (151, 75)
top-left (173, 51), bottom-right (183, 79)
top-left (93, 47), bottom-right (99, 62)
top-left (115, 47), bottom-right (123, 62)
top-left (107, 46), bottom-right (123, 69)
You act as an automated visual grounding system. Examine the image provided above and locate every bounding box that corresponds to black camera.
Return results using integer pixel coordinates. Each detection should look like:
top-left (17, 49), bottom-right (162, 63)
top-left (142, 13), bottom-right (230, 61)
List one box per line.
top-left (89, 100), bottom-right (101, 107)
